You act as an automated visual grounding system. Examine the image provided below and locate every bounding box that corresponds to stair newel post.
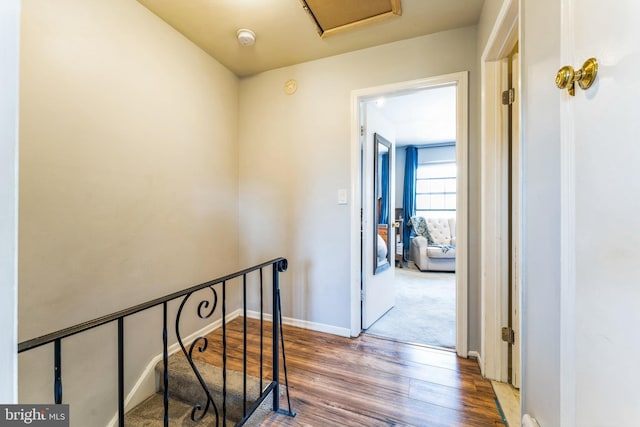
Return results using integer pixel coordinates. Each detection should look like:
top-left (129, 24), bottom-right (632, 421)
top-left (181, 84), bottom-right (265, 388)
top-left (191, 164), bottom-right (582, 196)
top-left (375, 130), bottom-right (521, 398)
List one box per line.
top-left (272, 262), bottom-right (280, 412)
top-left (277, 287), bottom-right (295, 417)
top-left (259, 268), bottom-right (264, 393)
top-left (242, 274), bottom-right (248, 417)
top-left (53, 339), bottom-right (62, 405)
top-left (222, 280), bottom-right (228, 425)
top-left (162, 302), bottom-right (169, 427)
top-left (117, 318), bottom-right (124, 427)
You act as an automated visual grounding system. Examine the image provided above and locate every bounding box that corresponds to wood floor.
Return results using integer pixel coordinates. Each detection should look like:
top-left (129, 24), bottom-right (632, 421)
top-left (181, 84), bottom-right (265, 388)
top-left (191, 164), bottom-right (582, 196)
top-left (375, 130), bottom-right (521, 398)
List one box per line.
top-left (192, 317), bottom-right (504, 427)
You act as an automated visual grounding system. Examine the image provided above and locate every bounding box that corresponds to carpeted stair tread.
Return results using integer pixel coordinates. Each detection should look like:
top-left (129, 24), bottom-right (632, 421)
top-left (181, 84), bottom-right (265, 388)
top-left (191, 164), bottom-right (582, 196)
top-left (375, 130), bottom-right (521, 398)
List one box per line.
top-left (125, 353), bottom-right (278, 426)
top-left (156, 355), bottom-right (268, 422)
top-left (124, 392), bottom-right (236, 427)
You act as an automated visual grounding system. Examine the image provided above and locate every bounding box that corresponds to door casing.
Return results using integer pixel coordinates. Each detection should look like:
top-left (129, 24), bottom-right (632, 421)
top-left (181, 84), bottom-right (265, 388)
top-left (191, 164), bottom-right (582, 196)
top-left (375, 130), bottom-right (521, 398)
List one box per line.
top-left (479, 0), bottom-right (520, 382)
top-left (349, 73), bottom-right (469, 358)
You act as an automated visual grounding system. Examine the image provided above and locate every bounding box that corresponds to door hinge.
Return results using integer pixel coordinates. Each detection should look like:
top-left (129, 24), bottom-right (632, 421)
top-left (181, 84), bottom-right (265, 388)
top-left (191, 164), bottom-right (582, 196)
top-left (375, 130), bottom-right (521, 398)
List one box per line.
top-left (360, 289), bottom-right (365, 301)
top-left (360, 125), bottom-right (365, 137)
top-left (501, 326), bottom-right (515, 344)
top-left (502, 88), bottom-right (515, 105)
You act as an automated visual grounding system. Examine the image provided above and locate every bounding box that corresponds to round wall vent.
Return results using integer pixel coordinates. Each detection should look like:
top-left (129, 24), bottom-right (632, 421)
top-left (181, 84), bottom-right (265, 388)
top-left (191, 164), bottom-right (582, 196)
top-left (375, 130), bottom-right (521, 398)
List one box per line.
top-left (284, 79), bottom-right (297, 95)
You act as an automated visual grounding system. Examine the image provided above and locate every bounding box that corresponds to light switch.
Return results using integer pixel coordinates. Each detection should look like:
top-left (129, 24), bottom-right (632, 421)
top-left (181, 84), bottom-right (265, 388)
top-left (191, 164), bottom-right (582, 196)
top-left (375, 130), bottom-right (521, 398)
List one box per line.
top-left (338, 189), bottom-right (348, 205)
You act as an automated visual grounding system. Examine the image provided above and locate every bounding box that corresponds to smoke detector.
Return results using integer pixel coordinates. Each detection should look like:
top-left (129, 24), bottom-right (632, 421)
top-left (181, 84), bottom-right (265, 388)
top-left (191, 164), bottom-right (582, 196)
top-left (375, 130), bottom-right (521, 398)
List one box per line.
top-left (236, 29), bottom-right (256, 46)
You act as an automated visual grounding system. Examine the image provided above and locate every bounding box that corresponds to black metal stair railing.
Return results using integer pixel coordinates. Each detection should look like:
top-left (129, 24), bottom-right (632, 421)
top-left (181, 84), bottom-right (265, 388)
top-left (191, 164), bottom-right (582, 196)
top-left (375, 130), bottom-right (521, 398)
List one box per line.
top-left (17, 257), bottom-right (296, 427)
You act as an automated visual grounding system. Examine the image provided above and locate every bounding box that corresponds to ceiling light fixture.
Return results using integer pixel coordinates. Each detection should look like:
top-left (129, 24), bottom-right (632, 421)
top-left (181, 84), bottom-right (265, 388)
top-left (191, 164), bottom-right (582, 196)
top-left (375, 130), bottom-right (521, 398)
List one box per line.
top-left (236, 29), bottom-right (256, 46)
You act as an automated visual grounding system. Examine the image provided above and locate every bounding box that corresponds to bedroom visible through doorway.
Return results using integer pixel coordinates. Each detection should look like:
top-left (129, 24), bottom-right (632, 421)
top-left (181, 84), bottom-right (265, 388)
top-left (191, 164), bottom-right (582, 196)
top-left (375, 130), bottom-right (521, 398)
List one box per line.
top-left (358, 82), bottom-right (460, 351)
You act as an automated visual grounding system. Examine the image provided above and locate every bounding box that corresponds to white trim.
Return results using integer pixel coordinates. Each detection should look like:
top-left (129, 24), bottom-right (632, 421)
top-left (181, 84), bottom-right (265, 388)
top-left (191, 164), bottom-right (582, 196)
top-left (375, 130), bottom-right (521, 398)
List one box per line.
top-left (522, 414), bottom-right (541, 427)
top-left (480, 59), bottom-right (503, 380)
top-left (479, 0), bottom-right (519, 382)
top-left (468, 350), bottom-right (483, 371)
top-left (349, 92), bottom-right (362, 337)
top-left (482, 0), bottom-right (519, 61)
top-left (349, 73), bottom-right (469, 357)
top-left (246, 311), bottom-right (351, 338)
top-left (106, 309), bottom-right (243, 427)
top-left (455, 73), bottom-right (469, 358)
top-left (0, 0), bottom-right (20, 403)
top-left (510, 52), bottom-right (522, 389)
top-left (499, 57), bottom-right (510, 383)
top-left (559, 0), bottom-right (576, 424)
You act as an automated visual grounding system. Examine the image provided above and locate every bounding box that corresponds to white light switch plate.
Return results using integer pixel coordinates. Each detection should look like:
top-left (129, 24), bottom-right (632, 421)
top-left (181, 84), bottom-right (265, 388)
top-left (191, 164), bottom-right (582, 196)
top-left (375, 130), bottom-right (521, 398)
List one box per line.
top-left (338, 189), bottom-right (348, 205)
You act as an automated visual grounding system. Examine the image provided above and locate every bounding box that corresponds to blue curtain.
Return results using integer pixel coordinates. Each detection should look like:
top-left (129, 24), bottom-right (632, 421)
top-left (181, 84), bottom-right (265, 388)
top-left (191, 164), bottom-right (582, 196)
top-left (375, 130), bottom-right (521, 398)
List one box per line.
top-left (380, 153), bottom-right (389, 225)
top-left (403, 146), bottom-right (418, 259)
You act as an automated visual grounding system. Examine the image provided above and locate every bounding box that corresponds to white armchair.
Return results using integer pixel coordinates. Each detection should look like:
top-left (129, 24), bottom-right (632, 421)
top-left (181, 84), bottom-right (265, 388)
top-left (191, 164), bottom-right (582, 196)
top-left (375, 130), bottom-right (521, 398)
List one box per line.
top-left (409, 217), bottom-right (456, 272)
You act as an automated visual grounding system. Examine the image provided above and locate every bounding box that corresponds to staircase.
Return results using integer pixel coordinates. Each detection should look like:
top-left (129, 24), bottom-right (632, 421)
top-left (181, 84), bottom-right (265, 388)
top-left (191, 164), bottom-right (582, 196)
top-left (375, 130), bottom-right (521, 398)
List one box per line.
top-left (17, 258), bottom-right (293, 427)
top-left (125, 353), bottom-right (279, 426)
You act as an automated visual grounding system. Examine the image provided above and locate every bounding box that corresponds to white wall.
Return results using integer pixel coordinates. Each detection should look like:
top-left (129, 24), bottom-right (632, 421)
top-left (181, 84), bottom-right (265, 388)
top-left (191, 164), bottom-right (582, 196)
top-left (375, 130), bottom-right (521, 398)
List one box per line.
top-left (0, 0), bottom-right (20, 404)
top-left (238, 26), bottom-right (482, 349)
top-left (520, 1), bottom-right (562, 425)
top-left (417, 145), bottom-right (456, 164)
top-left (19, 0), bottom-right (239, 424)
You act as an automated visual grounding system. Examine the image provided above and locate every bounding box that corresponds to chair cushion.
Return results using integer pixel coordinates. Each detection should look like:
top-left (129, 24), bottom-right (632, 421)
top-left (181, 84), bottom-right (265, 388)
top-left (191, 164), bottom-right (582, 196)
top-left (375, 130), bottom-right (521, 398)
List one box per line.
top-left (426, 245), bottom-right (456, 258)
top-left (426, 218), bottom-right (452, 245)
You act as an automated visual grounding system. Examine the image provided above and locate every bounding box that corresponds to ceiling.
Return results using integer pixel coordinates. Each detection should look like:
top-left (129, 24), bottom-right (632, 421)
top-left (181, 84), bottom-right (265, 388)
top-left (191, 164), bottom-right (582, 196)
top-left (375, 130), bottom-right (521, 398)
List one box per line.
top-left (372, 85), bottom-right (457, 146)
top-left (137, 0), bottom-right (485, 77)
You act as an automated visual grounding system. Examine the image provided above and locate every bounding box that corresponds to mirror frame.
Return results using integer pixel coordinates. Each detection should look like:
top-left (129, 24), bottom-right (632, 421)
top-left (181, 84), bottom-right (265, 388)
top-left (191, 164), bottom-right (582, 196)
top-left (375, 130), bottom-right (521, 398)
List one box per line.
top-left (373, 133), bottom-right (392, 274)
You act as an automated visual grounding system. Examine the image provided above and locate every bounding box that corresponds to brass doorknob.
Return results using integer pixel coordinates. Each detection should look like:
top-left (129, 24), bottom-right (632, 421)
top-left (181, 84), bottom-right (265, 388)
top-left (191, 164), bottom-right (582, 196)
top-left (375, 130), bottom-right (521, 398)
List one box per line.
top-left (556, 57), bottom-right (598, 96)
top-left (555, 66), bottom-right (576, 90)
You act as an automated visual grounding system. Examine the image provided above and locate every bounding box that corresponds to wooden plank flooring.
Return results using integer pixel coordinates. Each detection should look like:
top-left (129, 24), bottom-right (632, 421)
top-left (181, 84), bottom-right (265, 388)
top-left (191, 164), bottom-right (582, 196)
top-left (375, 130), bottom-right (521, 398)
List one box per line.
top-left (192, 317), bottom-right (504, 427)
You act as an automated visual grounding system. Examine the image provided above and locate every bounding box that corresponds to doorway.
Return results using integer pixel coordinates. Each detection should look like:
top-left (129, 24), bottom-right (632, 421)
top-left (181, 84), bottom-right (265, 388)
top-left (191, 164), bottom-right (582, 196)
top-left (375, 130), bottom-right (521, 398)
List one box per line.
top-left (363, 88), bottom-right (459, 350)
top-left (479, 1), bottom-right (521, 424)
top-left (349, 73), bottom-right (469, 358)
top-left (479, 0), bottom-right (521, 387)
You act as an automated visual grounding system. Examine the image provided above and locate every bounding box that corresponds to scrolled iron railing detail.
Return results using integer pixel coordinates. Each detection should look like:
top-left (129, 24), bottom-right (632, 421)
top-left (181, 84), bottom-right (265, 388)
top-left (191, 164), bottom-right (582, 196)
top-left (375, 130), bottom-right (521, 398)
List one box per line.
top-left (276, 258), bottom-right (288, 272)
top-left (175, 286), bottom-right (220, 425)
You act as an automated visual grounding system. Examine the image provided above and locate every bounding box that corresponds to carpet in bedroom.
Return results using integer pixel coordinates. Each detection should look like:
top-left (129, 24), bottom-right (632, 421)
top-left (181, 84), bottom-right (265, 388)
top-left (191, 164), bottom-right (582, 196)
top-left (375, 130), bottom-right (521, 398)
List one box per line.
top-left (365, 265), bottom-right (456, 349)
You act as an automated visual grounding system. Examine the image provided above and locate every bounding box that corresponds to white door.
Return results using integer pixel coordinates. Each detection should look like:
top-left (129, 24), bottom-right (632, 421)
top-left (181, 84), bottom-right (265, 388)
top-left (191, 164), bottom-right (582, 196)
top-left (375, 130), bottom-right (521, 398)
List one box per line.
top-left (560, 1), bottom-right (640, 424)
top-left (361, 102), bottom-right (395, 329)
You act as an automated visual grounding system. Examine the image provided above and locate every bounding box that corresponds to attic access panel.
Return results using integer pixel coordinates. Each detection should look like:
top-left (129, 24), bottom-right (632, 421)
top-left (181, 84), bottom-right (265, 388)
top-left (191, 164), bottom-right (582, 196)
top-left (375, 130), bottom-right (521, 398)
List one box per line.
top-left (301, 0), bottom-right (402, 38)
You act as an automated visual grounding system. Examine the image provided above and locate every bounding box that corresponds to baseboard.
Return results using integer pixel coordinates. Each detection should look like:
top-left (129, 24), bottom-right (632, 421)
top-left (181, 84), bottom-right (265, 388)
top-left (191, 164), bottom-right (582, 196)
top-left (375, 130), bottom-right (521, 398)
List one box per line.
top-left (522, 414), bottom-right (541, 427)
top-left (246, 310), bottom-right (351, 338)
top-left (468, 350), bottom-right (484, 375)
top-left (105, 309), bottom-right (242, 427)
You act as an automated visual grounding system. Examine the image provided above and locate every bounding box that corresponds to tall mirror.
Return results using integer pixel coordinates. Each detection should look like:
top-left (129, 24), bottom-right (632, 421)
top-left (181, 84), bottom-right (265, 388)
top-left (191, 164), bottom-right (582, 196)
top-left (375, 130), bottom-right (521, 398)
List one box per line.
top-left (373, 133), bottom-right (392, 274)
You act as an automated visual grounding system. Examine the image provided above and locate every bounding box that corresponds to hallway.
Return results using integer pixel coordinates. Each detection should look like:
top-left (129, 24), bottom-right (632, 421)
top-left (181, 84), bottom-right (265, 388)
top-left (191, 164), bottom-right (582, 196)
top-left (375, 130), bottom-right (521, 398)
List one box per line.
top-left (196, 317), bottom-right (504, 426)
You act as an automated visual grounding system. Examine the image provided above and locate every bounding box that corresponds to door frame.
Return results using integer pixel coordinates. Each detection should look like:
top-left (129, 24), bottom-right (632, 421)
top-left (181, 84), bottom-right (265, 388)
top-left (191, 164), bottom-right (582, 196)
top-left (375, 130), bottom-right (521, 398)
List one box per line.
top-left (349, 73), bottom-right (469, 358)
top-left (479, 0), bottom-right (520, 381)
top-left (0, 0), bottom-right (21, 402)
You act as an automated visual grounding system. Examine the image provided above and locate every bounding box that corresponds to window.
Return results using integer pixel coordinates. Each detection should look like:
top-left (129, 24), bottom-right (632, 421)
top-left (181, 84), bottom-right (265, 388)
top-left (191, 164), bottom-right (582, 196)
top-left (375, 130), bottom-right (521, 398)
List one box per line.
top-left (416, 161), bottom-right (456, 219)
